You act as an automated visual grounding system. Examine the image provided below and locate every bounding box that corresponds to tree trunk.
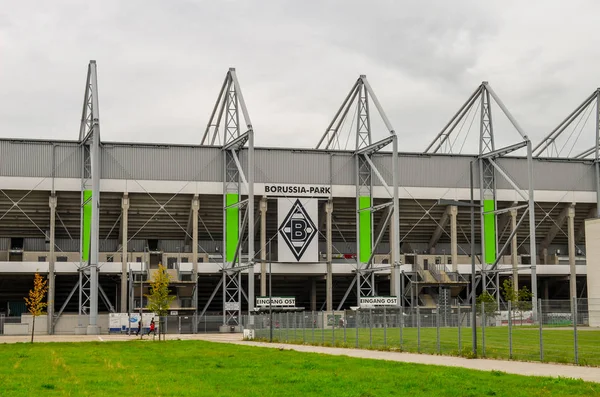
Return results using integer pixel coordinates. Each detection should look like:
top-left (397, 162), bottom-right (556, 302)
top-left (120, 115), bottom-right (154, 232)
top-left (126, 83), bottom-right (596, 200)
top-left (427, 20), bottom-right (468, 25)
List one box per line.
top-left (31, 315), bottom-right (35, 343)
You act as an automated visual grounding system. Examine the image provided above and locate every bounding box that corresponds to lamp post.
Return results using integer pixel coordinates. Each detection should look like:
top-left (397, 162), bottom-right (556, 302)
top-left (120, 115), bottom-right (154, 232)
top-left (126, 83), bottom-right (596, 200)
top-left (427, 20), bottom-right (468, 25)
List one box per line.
top-left (437, 160), bottom-right (480, 356)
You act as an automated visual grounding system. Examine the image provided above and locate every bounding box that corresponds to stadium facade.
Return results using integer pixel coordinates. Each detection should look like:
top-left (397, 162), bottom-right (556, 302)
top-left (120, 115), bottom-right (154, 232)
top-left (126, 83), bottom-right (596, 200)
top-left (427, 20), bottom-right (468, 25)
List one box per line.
top-left (0, 61), bottom-right (599, 334)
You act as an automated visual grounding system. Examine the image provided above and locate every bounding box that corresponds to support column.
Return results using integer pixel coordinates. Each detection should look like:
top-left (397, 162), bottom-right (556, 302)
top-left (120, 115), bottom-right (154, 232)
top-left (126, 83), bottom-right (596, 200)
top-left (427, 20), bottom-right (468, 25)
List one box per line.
top-left (120, 194), bottom-right (129, 313)
top-left (48, 195), bottom-right (57, 334)
top-left (449, 205), bottom-right (458, 272)
top-left (568, 205), bottom-right (576, 300)
top-left (192, 195), bottom-right (199, 310)
top-left (510, 208), bottom-right (518, 293)
top-left (390, 221), bottom-right (397, 296)
top-left (326, 200), bottom-right (333, 312)
top-left (260, 197), bottom-right (267, 297)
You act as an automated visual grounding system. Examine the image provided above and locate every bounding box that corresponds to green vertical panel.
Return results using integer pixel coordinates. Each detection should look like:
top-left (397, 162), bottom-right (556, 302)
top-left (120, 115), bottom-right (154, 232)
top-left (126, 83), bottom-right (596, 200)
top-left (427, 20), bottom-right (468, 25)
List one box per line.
top-left (226, 193), bottom-right (239, 262)
top-left (82, 190), bottom-right (92, 262)
top-left (483, 199), bottom-right (496, 264)
top-left (359, 196), bottom-right (372, 263)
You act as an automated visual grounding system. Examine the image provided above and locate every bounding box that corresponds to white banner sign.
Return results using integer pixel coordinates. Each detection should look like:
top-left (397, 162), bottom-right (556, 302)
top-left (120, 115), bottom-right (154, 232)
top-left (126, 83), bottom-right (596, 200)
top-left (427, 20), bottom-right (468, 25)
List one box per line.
top-left (359, 296), bottom-right (398, 308)
top-left (278, 198), bottom-right (318, 262)
top-left (256, 297), bottom-right (296, 307)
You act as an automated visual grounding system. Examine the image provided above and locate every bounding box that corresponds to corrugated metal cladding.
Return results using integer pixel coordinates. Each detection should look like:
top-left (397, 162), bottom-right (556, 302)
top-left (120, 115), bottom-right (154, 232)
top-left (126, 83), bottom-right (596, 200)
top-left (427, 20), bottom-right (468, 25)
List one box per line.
top-left (253, 149), bottom-right (331, 184)
top-left (0, 141), bottom-right (81, 179)
top-left (496, 158), bottom-right (595, 191)
top-left (0, 141), bottom-right (52, 177)
top-left (24, 238), bottom-right (46, 251)
top-left (0, 140), bottom-right (596, 193)
top-left (101, 145), bottom-right (222, 181)
top-left (372, 155), bottom-right (475, 189)
top-left (56, 238), bottom-right (80, 252)
top-left (0, 237), bottom-right (9, 250)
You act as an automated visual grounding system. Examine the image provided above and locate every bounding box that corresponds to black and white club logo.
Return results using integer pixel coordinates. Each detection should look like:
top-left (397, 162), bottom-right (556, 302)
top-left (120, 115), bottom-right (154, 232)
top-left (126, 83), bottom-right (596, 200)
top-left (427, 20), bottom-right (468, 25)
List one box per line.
top-left (278, 199), bottom-right (317, 261)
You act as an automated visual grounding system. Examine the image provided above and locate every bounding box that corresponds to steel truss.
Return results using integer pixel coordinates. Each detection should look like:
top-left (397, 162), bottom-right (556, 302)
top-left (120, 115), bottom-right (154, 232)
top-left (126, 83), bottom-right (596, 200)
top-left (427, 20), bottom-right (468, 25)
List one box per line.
top-left (424, 82), bottom-right (538, 318)
top-left (202, 68), bottom-right (255, 327)
top-left (316, 75), bottom-right (400, 309)
top-left (77, 60), bottom-right (102, 333)
top-left (534, 88), bottom-right (600, 219)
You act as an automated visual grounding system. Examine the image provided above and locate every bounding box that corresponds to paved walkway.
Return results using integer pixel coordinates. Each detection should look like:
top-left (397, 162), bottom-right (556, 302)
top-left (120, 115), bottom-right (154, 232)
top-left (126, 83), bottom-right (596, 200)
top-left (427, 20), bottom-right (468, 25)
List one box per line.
top-left (3, 333), bottom-right (600, 383)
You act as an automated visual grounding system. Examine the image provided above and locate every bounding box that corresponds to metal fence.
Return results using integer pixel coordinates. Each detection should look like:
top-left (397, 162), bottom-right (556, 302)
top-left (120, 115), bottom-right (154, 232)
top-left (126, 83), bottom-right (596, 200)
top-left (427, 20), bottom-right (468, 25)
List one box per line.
top-left (250, 298), bottom-right (600, 367)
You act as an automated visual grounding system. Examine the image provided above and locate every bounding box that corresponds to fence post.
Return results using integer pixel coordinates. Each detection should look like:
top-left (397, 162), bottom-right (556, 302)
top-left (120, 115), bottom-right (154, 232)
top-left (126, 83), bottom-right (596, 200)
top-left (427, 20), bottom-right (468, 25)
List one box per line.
top-left (458, 303), bottom-right (462, 352)
top-left (332, 310), bottom-right (335, 346)
top-left (302, 311), bottom-right (305, 344)
top-left (399, 307), bottom-right (404, 350)
top-left (343, 310), bottom-right (347, 344)
top-left (369, 309), bottom-right (373, 348)
top-left (573, 297), bottom-right (579, 365)
top-left (436, 304), bottom-right (440, 354)
top-left (321, 311), bottom-right (325, 345)
top-left (538, 299), bottom-right (543, 362)
top-left (508, 300), bottom-right (513, 359)
top-left (312, 311), bottom-right (315, 344)
top-left (355, 310), bottom-right (359, 348)
top-left (481, 301), bottom-right (486, 357)
top-left (417, 306), bottom-right (421, 353)
top-left (383, 306), bottom-right (387, 348)
top-left (286, 312), bottom-right (289, 342)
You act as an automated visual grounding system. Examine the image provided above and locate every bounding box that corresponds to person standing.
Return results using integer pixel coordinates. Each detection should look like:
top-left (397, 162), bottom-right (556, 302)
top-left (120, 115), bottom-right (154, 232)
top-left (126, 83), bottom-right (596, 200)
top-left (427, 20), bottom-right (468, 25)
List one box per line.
top-left (136, 319), bottom-right (142, 336)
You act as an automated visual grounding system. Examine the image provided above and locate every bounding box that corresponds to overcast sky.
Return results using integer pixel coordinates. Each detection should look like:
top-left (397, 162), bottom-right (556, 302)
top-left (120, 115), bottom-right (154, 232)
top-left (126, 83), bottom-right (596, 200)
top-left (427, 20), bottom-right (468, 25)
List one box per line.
top-left (2, 1), bottom-right (600, 155)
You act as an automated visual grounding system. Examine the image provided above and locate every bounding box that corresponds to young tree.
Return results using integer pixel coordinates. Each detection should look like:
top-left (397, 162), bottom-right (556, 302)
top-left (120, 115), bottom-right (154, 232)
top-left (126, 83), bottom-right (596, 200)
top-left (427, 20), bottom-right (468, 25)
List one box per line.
top-left (24, 272), bottom-right (48, 343)
top-left (476, 291), bottom-right (497, 320)
top-left (146, 264), bottom-right (175, 340)
top-left (502, 278), bottom-right (533, 325)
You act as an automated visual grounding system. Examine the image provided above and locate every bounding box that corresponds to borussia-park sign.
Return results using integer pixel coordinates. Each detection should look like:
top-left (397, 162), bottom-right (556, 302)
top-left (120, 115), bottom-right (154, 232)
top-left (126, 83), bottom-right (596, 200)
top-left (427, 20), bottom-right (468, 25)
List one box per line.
top-left (256, 296), bottom-right (296, 307)
top-left (359, 296), bottom-right (398, 308)
top-left (263, 184), bottom-right (331, 197)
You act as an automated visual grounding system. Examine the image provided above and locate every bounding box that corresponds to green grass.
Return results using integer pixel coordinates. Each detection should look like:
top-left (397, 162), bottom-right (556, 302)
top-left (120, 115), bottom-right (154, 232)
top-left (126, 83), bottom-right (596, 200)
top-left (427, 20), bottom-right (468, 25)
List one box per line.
top-left (0, 340), bottom-right (599, 396)
top-left (255, 325), bottom-right (600, 366)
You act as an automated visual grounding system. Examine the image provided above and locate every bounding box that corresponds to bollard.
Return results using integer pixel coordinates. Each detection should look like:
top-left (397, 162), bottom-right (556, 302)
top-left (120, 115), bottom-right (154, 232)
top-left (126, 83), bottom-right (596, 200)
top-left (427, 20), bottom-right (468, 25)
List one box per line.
top-left (508, 300), bottom-right (512, 359)
top-left (538, 299), bottom-right (543, 362)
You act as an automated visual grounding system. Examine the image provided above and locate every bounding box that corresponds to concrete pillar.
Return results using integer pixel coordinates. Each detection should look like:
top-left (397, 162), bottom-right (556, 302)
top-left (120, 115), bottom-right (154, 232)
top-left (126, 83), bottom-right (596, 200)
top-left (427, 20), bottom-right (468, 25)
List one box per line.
top-left (311, 277), bottom-right (317, 312)
top-left (48, 195), bottom-right (57, 334)
top-left (449, 205), bottom-right (458, 272)
top-left (326, 200), bottom-right (333, 312)
top-left (510, 208), bottom-right (518, 293)
top-left (260, 197), bottom-right (267, 297)
top-left (192, 195), bottom-right (199, 310)
top-left (120, 194), bottom-right (129, 313)
top-left (543, 279), bottom-right (550, 300)
top-left (568, 205), bottom-right (576, 300)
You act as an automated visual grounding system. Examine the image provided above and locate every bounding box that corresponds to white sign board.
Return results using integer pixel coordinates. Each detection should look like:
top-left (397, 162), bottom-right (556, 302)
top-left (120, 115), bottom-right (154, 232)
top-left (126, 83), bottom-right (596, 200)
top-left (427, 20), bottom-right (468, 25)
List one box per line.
top-left (262, 184), bottom-right (331, 197)
top-left (359, 296), bottom-right (398, 308)
top-left (224, 302), bottom-right (241, 311)
top-left (256, 297), bottom-right (296, 307)
top-left (278, 198), bottom-right (318, 262)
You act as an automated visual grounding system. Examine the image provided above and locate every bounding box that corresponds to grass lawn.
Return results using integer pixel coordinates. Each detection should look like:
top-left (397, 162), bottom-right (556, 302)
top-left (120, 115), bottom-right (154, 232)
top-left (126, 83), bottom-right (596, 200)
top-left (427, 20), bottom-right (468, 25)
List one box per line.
top-left (0, 340), bottom-right (599, 396)
top-left (255, 325), bottom-right (600, 366)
